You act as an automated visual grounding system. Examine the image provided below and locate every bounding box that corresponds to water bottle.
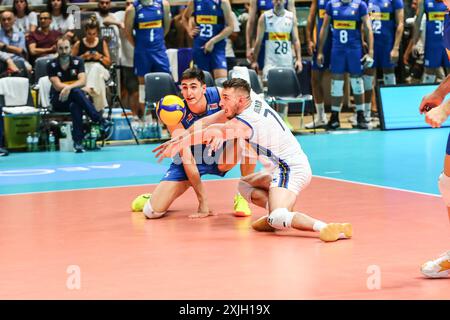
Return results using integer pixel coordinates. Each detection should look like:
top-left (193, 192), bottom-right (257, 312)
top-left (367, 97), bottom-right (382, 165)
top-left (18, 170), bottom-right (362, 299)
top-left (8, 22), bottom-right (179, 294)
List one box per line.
top-left (26, 133), bottom-right (33, 152)
top-left (32, 132), bottom-right (39, 152)
top-left (90, 127), bottom-right (97, 149)
top-left (48, 131), bottom-right (56, 152)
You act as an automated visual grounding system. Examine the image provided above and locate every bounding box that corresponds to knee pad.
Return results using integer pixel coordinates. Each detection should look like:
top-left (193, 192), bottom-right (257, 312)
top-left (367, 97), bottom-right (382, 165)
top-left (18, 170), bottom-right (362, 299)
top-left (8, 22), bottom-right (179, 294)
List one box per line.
top-left (423, 74), bottom-right (436, 84)
top-left (383, 73), bottom-right (396, 85)
top-left (350, 77), bottom-right (364, 95)
top-left (438, 173), bottom-right (450, 207)
top-left (267, 208), bottom-right (295, 230)
top-left (362, 75), bottom-right (374, 91)
top-left (331, 79), bottom-right (344, 97)
top-left (143, 199), bottom-right (166, 219)
top-left (238, 180), bottom-right (255, 202)
top-left (215, 77), bottom-right (227, 87)
top-left (139, 84), bottom-right (145, 104)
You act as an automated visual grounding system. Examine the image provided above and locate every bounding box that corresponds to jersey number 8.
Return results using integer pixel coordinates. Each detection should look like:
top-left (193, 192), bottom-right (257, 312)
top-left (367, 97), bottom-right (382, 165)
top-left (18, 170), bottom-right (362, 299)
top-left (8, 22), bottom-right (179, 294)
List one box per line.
top-left (339, 30), bottom-right (348, 44)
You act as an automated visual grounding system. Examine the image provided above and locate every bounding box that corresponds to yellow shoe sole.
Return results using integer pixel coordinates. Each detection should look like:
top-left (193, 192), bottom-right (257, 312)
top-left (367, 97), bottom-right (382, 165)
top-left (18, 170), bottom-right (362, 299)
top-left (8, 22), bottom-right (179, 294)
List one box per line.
top-left (319, 223), bottom-right (353, 242)
top-left (234, 210), bottom-right (252, 217)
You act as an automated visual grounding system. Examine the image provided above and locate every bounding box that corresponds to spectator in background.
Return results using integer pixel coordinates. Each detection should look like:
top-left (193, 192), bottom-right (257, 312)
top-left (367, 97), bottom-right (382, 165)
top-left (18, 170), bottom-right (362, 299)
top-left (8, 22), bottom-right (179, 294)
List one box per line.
top-left (48, 36), bottom-right (111, 153)
top-left (0, 51), bottom-right (21, 157)
top-left (0, 11), bottom-right (32, 73)
top-left (172, 5), bottom-right (192, 48)
top-left (113, 0), bottom-right (138, 113)
top-left (124, 0), bottom-right (171, 118)
top-left (47, 0), bottom-right (75, 38)
top-left (12, 0), bottom-right (38, 36)
top-left (72, 15), bottom-right (111, 111)
top-left (96, 0), bottom-right (124, 28)
top-left (28, 11), bottom-right (62, 61)
top-left (225, 9), bottom-right (240, 70)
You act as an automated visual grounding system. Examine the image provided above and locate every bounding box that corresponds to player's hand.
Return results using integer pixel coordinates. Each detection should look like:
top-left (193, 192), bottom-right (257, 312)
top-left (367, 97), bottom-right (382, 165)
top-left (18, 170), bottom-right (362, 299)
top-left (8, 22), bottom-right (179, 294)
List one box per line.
top-left (203, 40), bottom-right (215, 53)
top-left (155, 140), bottom-right (182, 162)
top-left (206, 136), bottom-right (224, 156)
top-left (152, 135), bottom-right (183, 156)
top-left (390, 47), bottom-right (399, 64)
top-left (316, 52), bottom-right (324, 67)
top-left (425, 104), bottom-right (449, 128)
top-left (295, 60), bottom-right (303, 73)
top-left (419, 91), bottom-right (445, 114)
top-left (246, 47), bottom-right (254, 62)
top-left (189, 201), bottom-right (217, 218)
top-left (188, 26), bottom-right (200, 38)
top-left (306, 40), bottom-right (315, 56)
top-left (361, 54), bottom-right (374, 69)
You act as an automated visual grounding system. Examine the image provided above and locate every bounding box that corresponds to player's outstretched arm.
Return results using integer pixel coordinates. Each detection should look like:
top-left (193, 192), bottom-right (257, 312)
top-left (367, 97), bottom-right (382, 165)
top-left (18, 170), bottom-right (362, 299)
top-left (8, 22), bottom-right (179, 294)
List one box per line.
top-left (425, 99), bottom-right (450, 128)
top-left (420, 75), bottom-right (450, 113)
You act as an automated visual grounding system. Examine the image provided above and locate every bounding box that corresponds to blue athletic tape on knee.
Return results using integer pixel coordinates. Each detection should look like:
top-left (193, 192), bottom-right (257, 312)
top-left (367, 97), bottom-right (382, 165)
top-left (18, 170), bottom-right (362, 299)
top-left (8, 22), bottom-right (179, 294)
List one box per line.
top-left (267, 208), bottom-right (295, 230)
top-left (143, 199), bottom-right (166, 219)
top-left (363, 75), bottom-right (374, 91)
top-left (383, 73), bottom-right (396, 85)
top-left (350, 77), bottom-right (364, 95)
top-left (331, 79), bottom-right (344, 97)
top-left (238, 180), bottom-right (255, 202)
top-left (438, 173), bottom-right (450, 207)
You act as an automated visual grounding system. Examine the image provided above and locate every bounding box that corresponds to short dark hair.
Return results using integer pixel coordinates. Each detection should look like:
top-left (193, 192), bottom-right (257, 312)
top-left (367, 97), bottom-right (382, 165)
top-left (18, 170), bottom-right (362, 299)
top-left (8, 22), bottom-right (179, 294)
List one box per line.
top-left (222, 78), bottom-right (251, 95)
top-left (181, 67), bottom-right (206, 85)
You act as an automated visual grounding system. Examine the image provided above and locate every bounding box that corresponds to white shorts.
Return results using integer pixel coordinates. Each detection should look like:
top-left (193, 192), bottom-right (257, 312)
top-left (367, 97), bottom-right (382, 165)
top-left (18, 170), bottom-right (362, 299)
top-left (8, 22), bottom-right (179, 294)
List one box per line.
top-left (269, 158), bottom-right (312, 195)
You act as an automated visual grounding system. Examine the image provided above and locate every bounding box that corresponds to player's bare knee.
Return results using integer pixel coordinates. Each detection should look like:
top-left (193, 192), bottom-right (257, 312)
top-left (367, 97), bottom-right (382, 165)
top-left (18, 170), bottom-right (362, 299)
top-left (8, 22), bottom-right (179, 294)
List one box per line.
top-left (438, 173), bottom-right (450, 207)
top-left (267, 208), bottom-right (295, 230)
top-left (144, 199), bottom-right (167, 219)
top-left (238, 180), bottom-right (255, 202)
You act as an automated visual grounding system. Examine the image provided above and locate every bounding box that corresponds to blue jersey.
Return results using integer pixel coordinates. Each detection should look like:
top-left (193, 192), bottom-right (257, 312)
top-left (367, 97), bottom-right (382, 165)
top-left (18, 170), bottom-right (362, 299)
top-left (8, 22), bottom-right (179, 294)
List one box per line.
top-left (367, 0), bottom-right (403, 42)
top-left (133, 0), bottom-right (166, 50)
top-left (317, 0), bottom-right (331, 36)
top-left (444, 13), bottom-right (450, 57)
top-left (193, 0), bottom-right (226, 47)
top-left (256, 0), bottom-right (288, 14)
top-left (326, 0), bottom-right (368, 49)
top-left (181, 87), bottom-right (221, 129)
top-left (424, 0), bottom-right (447, 48)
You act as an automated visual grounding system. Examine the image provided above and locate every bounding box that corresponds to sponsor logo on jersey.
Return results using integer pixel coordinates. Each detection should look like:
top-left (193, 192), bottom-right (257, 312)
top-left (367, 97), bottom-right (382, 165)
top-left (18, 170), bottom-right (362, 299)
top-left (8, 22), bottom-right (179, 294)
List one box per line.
top-left (138, 20), bottom-right (162, 29)
top-left (268, 32), bottom-right (290, 40)
top-left (138, 13), bottom-right (144, 18)
top-left (196, 15), bottom-right (218, 24)
top-left (186, 113), bottom-right (194, 122)
top-left (196, 5), bottom-right (201, 11)
top-left (370, 11), bottom-right (390, 20)
top-left (209, 103), bottom-right (219, 110)
top-left (333, 10), bottom-right (339, 15)
top-left (333, 20), bottom-right (356, 29)
top-left (319, 9), bottom-right (326, 18)
top-left (428, 11), bottom-right (446, 21)
top-left (428, 2), bottom-right (434, 8)
top-left (320, 0), bottom-right (325, 4)
top-left (351, 3), bottom-right (359, 8)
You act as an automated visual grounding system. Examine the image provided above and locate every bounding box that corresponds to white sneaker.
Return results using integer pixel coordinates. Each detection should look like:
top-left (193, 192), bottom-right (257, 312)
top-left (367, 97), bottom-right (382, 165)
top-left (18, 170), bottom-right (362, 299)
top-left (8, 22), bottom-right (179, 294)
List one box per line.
top-left (421, 251), bottom-right (450, 278)
top-left (305, 115), bottom-right (328, 129)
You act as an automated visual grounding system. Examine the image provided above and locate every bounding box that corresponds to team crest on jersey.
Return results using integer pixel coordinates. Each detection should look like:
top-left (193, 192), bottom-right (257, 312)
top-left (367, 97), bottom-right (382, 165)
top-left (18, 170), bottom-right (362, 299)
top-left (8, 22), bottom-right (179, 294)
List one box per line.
top-left (261, 0), bottom-right (266, 5)
top-left (157, 10), bottom-right (161, 15)
top-left (196, 5), bottom-right (201, 10)
top-left (428, 2), bottom-right (434, 8)
top-left (333, 10), bottom-right (338, 15)
top-left (209, 103), bottom-right (219, 110)
top-left (351, 10), bottom-right (355, 15)
top-left (138, 13), bottom-right (144, 18)
top-left (74, 60), bottom-right (79, 65)
top-left (320, 0), bottom-right (325, 4)
top-left (212, 5), bottom-right (216, 10)
top-left (384, 2), bottom-right (389, 7)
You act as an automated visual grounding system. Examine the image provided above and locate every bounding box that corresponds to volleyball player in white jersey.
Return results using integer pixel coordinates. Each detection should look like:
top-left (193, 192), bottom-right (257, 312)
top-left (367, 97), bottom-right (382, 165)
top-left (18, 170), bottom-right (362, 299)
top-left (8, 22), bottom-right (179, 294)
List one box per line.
top-left (252, 0), bottom-right (302, 80)
top-left (154, 78), bottom-right (352, 242)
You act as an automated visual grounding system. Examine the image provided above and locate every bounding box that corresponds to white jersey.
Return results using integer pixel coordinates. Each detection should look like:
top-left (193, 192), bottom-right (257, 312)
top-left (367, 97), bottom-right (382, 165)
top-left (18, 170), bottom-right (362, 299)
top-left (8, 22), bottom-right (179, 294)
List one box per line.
top-left (263, 9), bottom-right (294, 76)
top-left (237, 94), bottom-right (311, 193)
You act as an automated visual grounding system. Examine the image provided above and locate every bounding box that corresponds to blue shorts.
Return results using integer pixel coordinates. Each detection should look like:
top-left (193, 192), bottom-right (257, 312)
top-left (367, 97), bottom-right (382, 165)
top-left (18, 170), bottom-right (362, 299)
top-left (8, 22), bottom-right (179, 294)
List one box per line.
top-left (446, 133), bottom-right (450, 155)
top-left (134, 49), bottom-right (171, 77)
top-left (373, 41), bottom-right (396, 69)
top-left (193, 41), bottom-right (227, 72)
top-left (424, 45), bottom-right (450, 68)
top-left (330, 47), bottom-right (363, 75)
top-left (312, 38), bottom-right (332, 70)
top-left (161, 162), bottom-right (227, 182)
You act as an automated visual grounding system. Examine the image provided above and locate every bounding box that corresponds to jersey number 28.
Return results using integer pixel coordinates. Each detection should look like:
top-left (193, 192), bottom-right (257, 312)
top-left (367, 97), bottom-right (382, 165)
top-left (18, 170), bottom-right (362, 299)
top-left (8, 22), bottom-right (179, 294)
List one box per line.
top-left (274, 41), bottom-right (289, 54)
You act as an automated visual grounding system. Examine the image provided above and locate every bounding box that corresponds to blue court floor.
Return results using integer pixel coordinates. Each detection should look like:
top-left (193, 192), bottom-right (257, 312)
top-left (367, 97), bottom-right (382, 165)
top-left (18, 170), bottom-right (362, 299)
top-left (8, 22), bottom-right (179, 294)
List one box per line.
top-left (0, 128), bottom-right (448, 196)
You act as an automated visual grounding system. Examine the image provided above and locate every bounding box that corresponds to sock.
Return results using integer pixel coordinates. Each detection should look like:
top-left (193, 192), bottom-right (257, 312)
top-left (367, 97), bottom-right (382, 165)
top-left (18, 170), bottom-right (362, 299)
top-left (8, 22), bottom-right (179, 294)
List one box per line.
top-left (355, 104), bottom-right (364, 112)
top-left (339, 233), bottom-right (347, 239)
top-left (313, 220), bottom-right (327, 232)
top-left (331, 105), bottom-right (341, 113)
top-left (316, 102), bottom-right (326, 119)
top-left (364, 102), bottom-right (372, 119)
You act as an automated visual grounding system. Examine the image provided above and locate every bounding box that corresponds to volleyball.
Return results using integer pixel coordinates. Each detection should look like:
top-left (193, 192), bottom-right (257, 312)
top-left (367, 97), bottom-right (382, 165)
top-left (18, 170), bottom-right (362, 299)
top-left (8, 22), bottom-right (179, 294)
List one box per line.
top-left (156, 95), bottom-right (186, 126)
top-left (131, 193), bottom-right (151, 212)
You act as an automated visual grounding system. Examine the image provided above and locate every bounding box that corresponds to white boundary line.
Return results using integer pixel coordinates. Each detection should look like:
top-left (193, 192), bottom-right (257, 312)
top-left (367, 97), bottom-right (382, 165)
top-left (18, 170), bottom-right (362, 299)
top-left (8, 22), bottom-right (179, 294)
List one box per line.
top-left (0, 175), bottom-right (440, 197)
